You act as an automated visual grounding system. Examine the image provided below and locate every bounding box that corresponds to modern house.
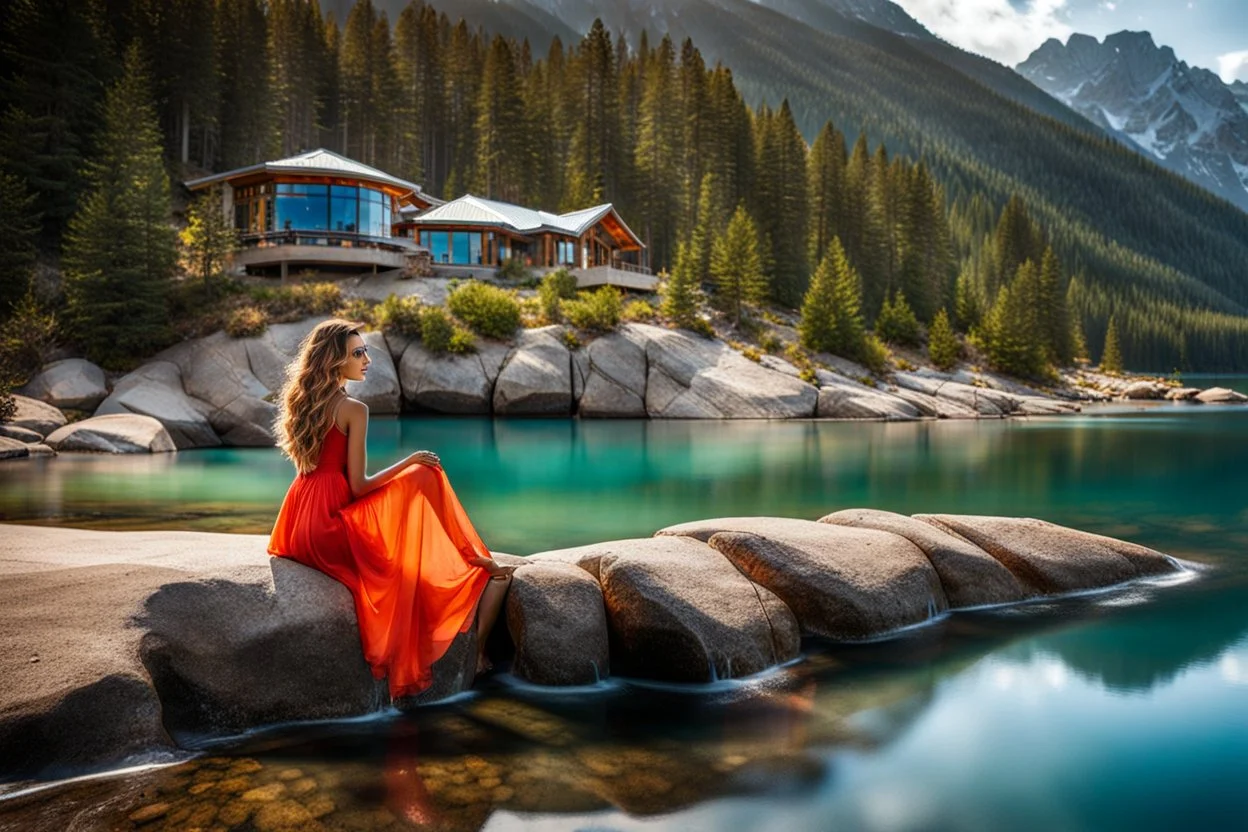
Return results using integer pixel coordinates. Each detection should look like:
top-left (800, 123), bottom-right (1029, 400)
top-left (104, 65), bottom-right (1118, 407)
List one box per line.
top-left (186, 150), bottom-right (652, 289)
top-left (397, 194), bottom-right (653, 290)
top-left (184, 149), bottom-right (440, 277)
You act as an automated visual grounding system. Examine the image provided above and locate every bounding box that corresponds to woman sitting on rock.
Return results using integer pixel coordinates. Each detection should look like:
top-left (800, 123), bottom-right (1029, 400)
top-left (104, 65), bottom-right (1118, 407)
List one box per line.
top-left (268, 319), bottom-right (511, 697)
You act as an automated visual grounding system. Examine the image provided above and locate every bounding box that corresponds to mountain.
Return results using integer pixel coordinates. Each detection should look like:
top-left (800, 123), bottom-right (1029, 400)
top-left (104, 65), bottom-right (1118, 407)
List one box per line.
top-left (1017, 31), bottom-right (1248, 213)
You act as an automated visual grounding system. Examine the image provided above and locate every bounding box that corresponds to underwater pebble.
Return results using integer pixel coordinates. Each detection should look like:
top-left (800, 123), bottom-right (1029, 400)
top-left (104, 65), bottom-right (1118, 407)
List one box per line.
top-left (127, 802), bottom-right (170, 824)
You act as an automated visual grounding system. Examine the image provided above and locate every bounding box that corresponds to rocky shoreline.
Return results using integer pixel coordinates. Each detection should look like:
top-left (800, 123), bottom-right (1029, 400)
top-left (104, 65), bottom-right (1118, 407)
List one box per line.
top-left (4, 317), bottom-right (1245, 458)
top-left (0, 514), bottom-right (1183, 783)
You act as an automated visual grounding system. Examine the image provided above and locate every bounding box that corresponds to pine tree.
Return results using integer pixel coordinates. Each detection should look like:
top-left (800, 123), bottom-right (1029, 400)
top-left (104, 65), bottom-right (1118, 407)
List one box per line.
top-left (710, 203), bottom-right (767, 326)
top-left (875, 290), bottom-right (921, 347)
top-left (1101, 315), bottom-right (1124, 374)
top-left (689, 172), bottom-right (724, 283)
top-left (180, 189), bottom-right (237, 298)
top-left (1037, 246), bottom-right (1073, 366)
top-left (215, 0), bottom-right (271, 169)
top-left (799, 250), bottom-right (837, 353)
top-left (807, 120), bottom-right (846, 269)
top-left (954, 266), bottom-right (983, 333)
top-left (993, 195), bottom-right (1042, 295)
top-left (661, 240), bottom-right (701, 329)
top-left (633, 34), bottom-right (680, 269)
top-left (980, 262), bottom-right (1047, 377)
top-left (474, 35), bottom-right (525, 202)
top-left (62, 46), bottom-right (176, 369)
top-left (0, 172), bottom-right (40, 318)
top-left (928, 308), bottom-right (960, 370)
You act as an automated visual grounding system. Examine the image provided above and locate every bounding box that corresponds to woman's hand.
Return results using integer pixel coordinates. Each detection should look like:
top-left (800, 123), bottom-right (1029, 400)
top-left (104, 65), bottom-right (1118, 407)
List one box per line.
top-left (406, 450), bottom-right (440, 468)
top-left (468, 555), bottom-right (511, 577)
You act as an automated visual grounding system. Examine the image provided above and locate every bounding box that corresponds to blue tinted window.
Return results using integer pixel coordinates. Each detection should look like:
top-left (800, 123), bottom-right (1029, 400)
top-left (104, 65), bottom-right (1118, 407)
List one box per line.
top-left (452, 231), bottom-right (470, 264)
top-left (428, 231), bottom-right (449, 263)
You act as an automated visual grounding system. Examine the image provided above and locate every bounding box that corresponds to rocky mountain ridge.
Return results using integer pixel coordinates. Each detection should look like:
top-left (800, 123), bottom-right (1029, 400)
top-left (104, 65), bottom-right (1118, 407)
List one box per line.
top-left (1018, 31), bottom-right (1248, 213)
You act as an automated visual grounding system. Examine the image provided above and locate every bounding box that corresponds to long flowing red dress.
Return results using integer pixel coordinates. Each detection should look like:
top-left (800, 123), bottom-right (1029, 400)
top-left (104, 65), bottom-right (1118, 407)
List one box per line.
top-left (268, 424), bottom-right (491, 698)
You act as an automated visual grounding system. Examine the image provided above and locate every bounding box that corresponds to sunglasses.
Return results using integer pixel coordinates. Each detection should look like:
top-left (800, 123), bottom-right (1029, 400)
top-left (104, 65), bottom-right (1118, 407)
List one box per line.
top-left (350, 346), bottom-right (370, 359)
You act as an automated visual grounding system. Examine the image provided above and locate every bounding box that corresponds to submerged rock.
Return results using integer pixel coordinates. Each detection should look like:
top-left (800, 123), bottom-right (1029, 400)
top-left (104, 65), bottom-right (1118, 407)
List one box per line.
top-left (1195, 386), bottom-right (1248, 403)
top-left (658, 517), bottom-right (947, 639)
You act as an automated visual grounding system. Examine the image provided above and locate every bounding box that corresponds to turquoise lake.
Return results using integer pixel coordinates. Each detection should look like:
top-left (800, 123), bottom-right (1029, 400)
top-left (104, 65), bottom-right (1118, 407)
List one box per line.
top-left (2, 400), bottom-right (1247, 830)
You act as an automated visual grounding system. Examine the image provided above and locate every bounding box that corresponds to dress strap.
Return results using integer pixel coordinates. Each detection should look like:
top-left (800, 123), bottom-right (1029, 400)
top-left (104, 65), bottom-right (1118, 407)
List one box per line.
top-left (330, 391), bottom-right (349, 433)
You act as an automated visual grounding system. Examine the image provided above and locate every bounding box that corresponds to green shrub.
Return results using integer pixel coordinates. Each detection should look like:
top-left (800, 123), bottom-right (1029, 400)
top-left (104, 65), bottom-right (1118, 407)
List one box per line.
top-left (374, 293), bottom-right (422, 337)
top-left (759, 331), bottom-right (782, 353)
top-left (687, 316), bottom-right (715, 338)
top-left (420, 305), bottom-right (455, 353)
top-left (860, 333), bottom-right (891, 375)
top-left (336, 297), bottom-right (374, 327)
top-left (622, 299), bottom-right (656, 322)
top-left (562, 329), bottom-right (581, 350)
top-left (498, 256), bottom-right (534, 283)
top-left (225, 305), bottom-right (269, 338)
top-left (448, 280), bottom-right (521, 339)
top-left (799, 367), bottom-right (818, 386)
top-left (538, 269), bottom-right (579, 323)
top-left (0, 290), bottom-right (59, 385)
top-left (447, 326), bottom-right (476, 354)
top-left (252, 281), bottom-right (342, 321)
top-left (741, 345), bottom-right (762, 363)
top-left (563, 286), bottom-right (622, 332)
top-left (928, 309), bottom-right (960, 371)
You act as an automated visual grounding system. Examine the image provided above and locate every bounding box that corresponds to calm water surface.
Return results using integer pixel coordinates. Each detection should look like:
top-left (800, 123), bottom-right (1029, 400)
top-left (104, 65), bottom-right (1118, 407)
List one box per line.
top-left (2, 401), bottom-right (1247, 831)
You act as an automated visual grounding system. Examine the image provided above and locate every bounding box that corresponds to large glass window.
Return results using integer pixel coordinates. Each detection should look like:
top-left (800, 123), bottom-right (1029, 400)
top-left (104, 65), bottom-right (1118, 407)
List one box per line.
top-left (469, 233), bottom-right (482, 264)
top-left (330, 185), bottom-right (356, 232)
top-left (427, 231), bottom-right (449, 263)
top-left (274, 184), bottom-right (328, 232)
top-left (451, 232), bottom-right (470, 264)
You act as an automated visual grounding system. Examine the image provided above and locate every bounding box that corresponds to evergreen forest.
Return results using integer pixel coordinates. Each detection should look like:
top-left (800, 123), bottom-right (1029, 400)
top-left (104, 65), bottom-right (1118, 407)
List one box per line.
top-left (4, 0), bottom-right (1248, 372)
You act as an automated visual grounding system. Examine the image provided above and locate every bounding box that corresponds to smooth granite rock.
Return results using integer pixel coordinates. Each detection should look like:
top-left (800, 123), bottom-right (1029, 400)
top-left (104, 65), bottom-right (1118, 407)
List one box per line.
top-left (1122, 380), bottom-right (1167, 400)
top-left (157, 332), bottom-right (276, 446)
top-left (44, 414), bottom-right (176, 454)
top-left (820, 509), bottom-right (1032, 607)
top-left (0, 436), bottom-right (30, 460)
top-left (540, 536), bottom-right (800, 682)
top-left (18, 358), bottom-right (108, 411)
top-left (0, 423), bottom-right (43, 443)
top-left (506, 562), bottom-right (609, 685)
top-left (816, 373), bottom-right (922, 420)
top-left (658, 517), bottom-right (947, 640)
top-left (399, 341), bottom-right (509, 414)
top-left (1195, 387), bottom-right (1247, 403)
top-left (493, 326), bottom-right (573, 416)
top-left (915, 514), bottom-right (1179, 594)
top-left (94, 361), bottom-right (220, 449)
top-left (640, 324), bottom-right (817, 419)
top-left (578, 327), bottom-right (648, 418)
top-left (892, 372), bottom-right (1015, 416)
top-left (8, 394), bottom-right (67, 437)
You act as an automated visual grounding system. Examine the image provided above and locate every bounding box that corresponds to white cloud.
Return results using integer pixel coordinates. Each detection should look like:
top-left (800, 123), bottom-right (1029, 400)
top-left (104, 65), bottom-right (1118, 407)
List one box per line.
top-left (1216, 49), bottom-right (1248, 83)
top-left (1101, 1), bottom-right (1116, 10)
top-left (893, 0), bottom-right (1074, 66)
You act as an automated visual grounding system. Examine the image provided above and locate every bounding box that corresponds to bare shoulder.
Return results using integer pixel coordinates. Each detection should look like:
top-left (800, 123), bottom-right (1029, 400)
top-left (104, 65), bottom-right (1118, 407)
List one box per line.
top-left (340, 397), bottom-right (369, 420)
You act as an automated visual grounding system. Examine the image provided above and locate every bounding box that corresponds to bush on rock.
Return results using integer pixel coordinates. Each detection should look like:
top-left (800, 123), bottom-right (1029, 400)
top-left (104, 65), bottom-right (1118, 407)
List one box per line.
top-left (448, 281), bottom-right (521, 339)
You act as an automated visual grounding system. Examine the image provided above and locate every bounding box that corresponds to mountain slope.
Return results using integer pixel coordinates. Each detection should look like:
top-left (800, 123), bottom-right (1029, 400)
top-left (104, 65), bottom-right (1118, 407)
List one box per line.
top-left (1018, 31), bottom-right (1248, 213)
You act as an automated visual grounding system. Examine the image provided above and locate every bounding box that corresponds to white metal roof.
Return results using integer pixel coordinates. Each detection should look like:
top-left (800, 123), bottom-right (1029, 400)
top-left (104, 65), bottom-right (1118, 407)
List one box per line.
top-left (185, 148), bottom-right (431, 197)
top-left (409, 195), bottom-right (635, 242)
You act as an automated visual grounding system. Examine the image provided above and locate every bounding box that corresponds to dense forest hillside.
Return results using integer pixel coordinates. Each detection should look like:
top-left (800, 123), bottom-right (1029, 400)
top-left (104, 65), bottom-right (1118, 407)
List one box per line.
top-left (407, 0), bottom-right (1248, 370)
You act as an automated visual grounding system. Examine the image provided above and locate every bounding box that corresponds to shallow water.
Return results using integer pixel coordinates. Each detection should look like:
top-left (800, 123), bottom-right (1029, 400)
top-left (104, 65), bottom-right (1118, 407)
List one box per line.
top-left (2, 403), bottom-right (1248, 830)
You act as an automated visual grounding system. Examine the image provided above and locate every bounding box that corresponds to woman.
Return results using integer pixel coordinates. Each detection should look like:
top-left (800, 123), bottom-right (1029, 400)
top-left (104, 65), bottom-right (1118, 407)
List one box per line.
top-left (268, 319), bottom-right (510, 698)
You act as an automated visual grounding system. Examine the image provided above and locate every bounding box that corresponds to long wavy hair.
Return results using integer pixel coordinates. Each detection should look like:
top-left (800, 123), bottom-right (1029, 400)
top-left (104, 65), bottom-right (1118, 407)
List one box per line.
top-left (275, 319), bottom-right (361, 474)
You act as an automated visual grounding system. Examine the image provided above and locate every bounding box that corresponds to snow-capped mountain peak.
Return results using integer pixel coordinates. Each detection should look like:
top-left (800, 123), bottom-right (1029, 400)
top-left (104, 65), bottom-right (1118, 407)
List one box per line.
top-left (1018, 31), bottom-right (1248, 212)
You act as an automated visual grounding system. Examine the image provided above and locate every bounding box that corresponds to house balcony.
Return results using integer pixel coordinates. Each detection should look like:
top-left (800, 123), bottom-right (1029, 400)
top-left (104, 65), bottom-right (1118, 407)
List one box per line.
top-left (234, 230), bottom-right (422, 275)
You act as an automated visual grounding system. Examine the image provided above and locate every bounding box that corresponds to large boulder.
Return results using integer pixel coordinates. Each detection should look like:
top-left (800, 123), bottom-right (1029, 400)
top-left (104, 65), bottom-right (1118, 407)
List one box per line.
top-left (578, 327), bottom-right (648, 418)
top-left (1195, 387), bottom-right (1247, 403)
top-left (345, 330), bottom-right (401, 415)
top-left (819, 508), bottom-right (1032, 607)
top-left (506, 561), bottom-right (609, 685)
top-left (8, 394), bottom-right (67, 437)
top-left (640, 324), bottom-right (817, 419)
top-left (915, 514), bottom-right (1180, 594)
top-left (157, 332), bottom-right (276, 446)
top-left (493, 326), bottom-right (573, 416)
top-left (658, 517), bottom-right (947, 640)
top-left (0, 527), bottom-right (389, 781)
top-left (538, 536), bottom-right (800, 682)
top-left (44, 414), bottom-right (176, 454)
top-left (0, 423), bottom-right (43, 443)
top-left (0, 436), bottom-right (30, 460)
top-left (18, 358), bottom-right (108, 411)
top-left (892, 372), bottom-right (1014, 416)
top-left (1122, 380), bottom-right (1167, 400)
top-left (94, 361), bottom-right (220, 449)
top-left (399, 341), bottom-right (509, 414)
top-left (815, 373), bottom-right (922, 420)
top-left (885, 385), bottom-right (981, 419)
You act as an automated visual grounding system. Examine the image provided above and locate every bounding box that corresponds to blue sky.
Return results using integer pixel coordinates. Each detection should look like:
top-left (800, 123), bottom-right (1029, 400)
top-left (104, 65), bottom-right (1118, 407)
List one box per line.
top-left (892, 0), bottom-right (1248, 80)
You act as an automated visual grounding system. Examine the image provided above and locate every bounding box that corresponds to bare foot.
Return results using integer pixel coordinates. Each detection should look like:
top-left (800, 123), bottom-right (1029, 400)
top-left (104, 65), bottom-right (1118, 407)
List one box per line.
top-left (475, 653), bottom-right (493, 676)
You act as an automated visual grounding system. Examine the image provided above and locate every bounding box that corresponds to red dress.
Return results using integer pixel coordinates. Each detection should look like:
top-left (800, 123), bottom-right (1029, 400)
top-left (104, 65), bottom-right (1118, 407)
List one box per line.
top-left (268, 424), bottom-right (490, 698)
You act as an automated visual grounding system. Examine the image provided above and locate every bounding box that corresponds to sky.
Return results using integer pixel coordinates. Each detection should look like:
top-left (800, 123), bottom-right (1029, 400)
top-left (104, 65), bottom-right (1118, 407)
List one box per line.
top-left (891, 0), bottom-right (1248, 81)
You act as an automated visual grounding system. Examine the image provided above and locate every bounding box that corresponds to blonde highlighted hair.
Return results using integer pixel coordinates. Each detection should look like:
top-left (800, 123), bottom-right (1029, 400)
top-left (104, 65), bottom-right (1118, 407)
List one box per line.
top-left (275, 319), bottom-right (361, 474)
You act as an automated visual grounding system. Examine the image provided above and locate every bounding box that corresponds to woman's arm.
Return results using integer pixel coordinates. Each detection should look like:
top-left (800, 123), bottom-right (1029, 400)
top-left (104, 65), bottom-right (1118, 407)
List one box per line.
top-left (342, 398), bottom-right (439, 498)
